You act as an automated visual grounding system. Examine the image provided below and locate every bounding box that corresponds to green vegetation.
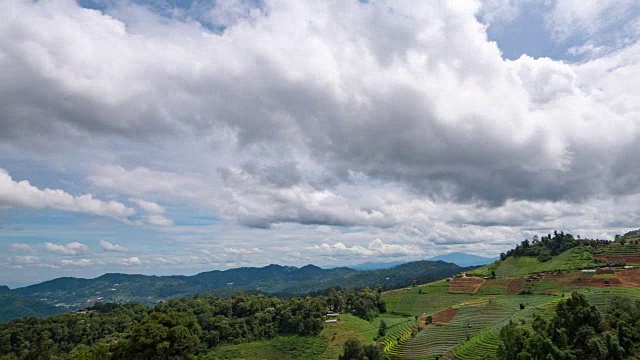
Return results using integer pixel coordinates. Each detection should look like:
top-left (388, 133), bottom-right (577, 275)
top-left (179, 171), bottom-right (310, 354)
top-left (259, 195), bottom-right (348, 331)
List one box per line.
top-left (0, 295), bottom-right (65, 323)
top-left (495, 293), bottom-right (640, 360)
top-left (500, 230), bottom-right (580, 261)
top-left (4, 230), bottom-right (640, 359)
top-left (0, 288), bottom-right (383, 359)
top-left (3, 261), bottom-right (467, 322)
top-left (471, 246), bottom-right (600, 277)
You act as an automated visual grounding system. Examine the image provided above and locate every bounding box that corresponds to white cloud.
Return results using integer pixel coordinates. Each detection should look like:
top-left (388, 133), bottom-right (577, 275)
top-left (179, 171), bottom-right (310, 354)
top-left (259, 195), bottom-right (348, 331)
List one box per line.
top-left (546, 0), bottom-right (638, 41)
top-left (9, 256), bottom-right (39, 265)
top-left (130, 198), bottom-right (166, 214)
top-left (308, 239), bottom-right (422, 257)
top-left (100, 240), bottom-right (128, 252)
top-left (9, 243), bottom-right (33, 253)
top-left (225, 247), bottom-right (262, 255)
top-left (45, 242), bottom-right (91, 256)
top-left (0, 0), bottom-right (639, 283)
top-left (60, 259), bottom-right (93, 267)
top-left (90, 166), bottom-right (204, 199)
top-left (130, 198), bottom-right (174, 227)
top-left (120, 256), bottom-right (142, 265)
top-left (0, 168), bottom-right (135, 222)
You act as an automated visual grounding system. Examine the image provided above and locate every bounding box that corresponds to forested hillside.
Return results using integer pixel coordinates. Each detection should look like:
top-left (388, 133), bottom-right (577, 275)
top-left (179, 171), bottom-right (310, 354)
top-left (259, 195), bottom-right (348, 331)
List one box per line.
top-left (2, 261), bottom-right (467, 322)
top-left (0, 288), bottom-right (384, 359)
top-left (496, 293), bottom-right (640, 359)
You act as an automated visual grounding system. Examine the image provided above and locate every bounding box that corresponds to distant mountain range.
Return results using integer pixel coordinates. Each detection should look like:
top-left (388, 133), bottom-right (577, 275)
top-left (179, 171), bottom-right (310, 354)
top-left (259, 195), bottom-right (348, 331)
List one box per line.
top-left (428, 252), bottom-right (499, 267)
top-left (2, 260), bottom-right (470, 323)
top-left (351, 252), bottom-right (498, 270)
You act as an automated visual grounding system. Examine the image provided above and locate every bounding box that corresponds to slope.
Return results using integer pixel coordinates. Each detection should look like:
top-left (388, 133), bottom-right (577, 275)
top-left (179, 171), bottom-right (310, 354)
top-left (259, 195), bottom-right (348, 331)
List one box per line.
top-left (6, 260), bottom-right (467, 321)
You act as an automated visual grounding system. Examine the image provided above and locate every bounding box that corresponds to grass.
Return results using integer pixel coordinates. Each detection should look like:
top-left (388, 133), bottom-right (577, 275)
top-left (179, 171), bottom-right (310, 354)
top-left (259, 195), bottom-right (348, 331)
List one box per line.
top-left (451, 328), bottom-right (500, 360)
top-left (319, 313), bottom-right (378, 359)
top-left (202, 340), bottom-right (289, 360)
top-left (383, 282), bottom-right (473, 317)
top-left (471, 247), bottom-right (599, 278)
top-left (475, 279), bottom-right (509, 295)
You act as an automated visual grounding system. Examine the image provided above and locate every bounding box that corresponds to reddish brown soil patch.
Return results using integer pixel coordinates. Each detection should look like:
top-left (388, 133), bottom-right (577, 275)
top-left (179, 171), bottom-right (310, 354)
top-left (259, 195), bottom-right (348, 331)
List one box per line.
top-left (448, 277), bottom-right (485, 293)
top-left (432, 308), bottom-right (458, 324)
top-left (596, 255), bottom-right (640, 264)
top-left (617, 269), bottom-right (640, 287)
top-left (506, 279), bottom-right (525, 295)
top-left (418, 308), bottom-right (458, 329)
top-left (568, 278), bottom-right (622, 287)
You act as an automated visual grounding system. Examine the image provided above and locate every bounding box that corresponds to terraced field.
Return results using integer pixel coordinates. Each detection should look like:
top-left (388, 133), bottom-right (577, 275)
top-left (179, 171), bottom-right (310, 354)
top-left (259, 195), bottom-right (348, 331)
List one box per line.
top-left (384, 283), bottom-right (472, 317)
top-left (450, 328), bottom-right (500, 360)
top-left (378, 318), bottom-right (419, 354)
top-left (471, 247), bottom-right (599, 278)
top-left (201, 241), bottom-right (640, 360)
top-left (475, 278), bottom-right (509, 295)
top-left (593, 243), bottom-right (640, 265)
top-left (380, 267), bottom-right (640, 359)
top-left (392, 304), bottom-right (517, 358)
top-left (447, 277), bottom-right (485, 293)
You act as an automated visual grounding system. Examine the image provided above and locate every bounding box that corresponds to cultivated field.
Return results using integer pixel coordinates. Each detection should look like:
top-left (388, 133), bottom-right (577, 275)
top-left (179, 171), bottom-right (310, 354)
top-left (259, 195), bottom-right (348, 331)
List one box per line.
top-left (204, 244), bottom-right (640, 359)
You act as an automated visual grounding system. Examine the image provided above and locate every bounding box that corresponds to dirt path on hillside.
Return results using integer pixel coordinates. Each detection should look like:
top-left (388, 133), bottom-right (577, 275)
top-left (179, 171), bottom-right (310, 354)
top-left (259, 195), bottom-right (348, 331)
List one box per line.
top-left (448, 277), bottom-right (485, 293)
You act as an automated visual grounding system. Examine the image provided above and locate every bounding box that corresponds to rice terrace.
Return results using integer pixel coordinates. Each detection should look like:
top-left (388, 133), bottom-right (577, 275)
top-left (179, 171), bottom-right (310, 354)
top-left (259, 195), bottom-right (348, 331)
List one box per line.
top-left (3, 231), bottom-right (640, 359)
top-left (203, 230), bottom-right (640, 359)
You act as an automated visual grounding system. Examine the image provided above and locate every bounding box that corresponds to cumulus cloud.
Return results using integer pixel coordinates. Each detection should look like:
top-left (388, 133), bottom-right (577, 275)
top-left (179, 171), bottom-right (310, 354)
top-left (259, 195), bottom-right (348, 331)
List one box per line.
top-left (100, 240), bottom-right (128, 252)
top-left (9, 243), bottom-right (33, 253)
top-left (0, 0), bottom-right (639, 283)
top-left (130, 198), bottom-right (174, 226)
top-left (60, 259), bottom-right (93, 267)
top-left (9, 256), bottom-right (40, 265)
top-left (307, 239), bottom-right (423, 257)
top-left (45, 242), bottom-right (91, 256)
top-left (0, 168), bottom-right (135, 222)
top-left (225, 247), bottom-right (262, 255)
top-left (90, 166), bottom-right (201, 198)
top-left (120, 256), bottom-right (142, 265)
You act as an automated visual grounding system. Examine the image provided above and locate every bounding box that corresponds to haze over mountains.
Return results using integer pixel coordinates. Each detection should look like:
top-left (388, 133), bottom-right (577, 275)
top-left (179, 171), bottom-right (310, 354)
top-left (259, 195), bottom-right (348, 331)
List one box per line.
top-left (0, 260), bottom-right (470, 323)
top-left (352, 252), bottom-right (497, 270)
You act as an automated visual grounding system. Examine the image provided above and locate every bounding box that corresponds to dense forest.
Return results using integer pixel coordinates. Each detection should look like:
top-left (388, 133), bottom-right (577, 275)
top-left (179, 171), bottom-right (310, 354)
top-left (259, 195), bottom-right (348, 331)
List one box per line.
top-left (3, 261), bottom-right (465, 322)
top-left (0, 288), bottom-right (385, 359)
top-left (499, 230), bottom-right (581, 262)
top-left (500, 229), bottom-right (640, 263)
top-left (495, 293), bottom-right (640, 359)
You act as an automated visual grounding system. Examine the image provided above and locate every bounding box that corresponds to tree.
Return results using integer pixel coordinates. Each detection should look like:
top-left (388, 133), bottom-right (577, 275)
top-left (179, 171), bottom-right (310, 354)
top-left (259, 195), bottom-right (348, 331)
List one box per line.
top-left (338, 339), bottom-right (365, 360)
top-left (338, 338), bottom-right (388, 360)
top-left (496, 321), bottom-right (531, 360)
top-left (377, 320), bottom-right (387, 337)
top-left (116, 311), bottom-right (201, 359)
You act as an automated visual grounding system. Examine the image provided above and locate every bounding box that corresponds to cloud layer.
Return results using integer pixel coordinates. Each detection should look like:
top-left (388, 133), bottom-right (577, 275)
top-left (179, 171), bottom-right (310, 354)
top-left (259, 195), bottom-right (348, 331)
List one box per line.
top-left (0, 168), bottom-right (135, 222)
top-left (0, 0), bottom-right (639, 284)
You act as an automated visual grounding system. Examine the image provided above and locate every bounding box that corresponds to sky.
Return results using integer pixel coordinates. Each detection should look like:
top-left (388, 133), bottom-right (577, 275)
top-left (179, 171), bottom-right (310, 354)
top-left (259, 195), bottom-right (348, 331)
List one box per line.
top-left (1, 0), bottom-right (639, 288)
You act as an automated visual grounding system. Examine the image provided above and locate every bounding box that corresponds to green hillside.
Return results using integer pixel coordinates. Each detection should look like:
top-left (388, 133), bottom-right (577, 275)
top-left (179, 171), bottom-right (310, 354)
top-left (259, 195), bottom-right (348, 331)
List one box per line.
top-left (3, 260), bottom-right (467, 322)
top-left (0, 295), bottom-right (66, 323)
top-left (4, 231), bottom-right (640, 359)
top-left (469, 246), bottom-right (600, 277)
top-left (470, 230), bottom-right (640, 279)
top-left (197, 233), bottom-right (640, 359)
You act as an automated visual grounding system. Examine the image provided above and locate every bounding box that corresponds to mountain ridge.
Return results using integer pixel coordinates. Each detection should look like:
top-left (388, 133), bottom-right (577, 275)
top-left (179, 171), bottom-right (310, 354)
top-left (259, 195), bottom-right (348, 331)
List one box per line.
top-left (351, 252), bottom-right (497, 270)
top-left (2, 260), bottom-right (470, 322)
